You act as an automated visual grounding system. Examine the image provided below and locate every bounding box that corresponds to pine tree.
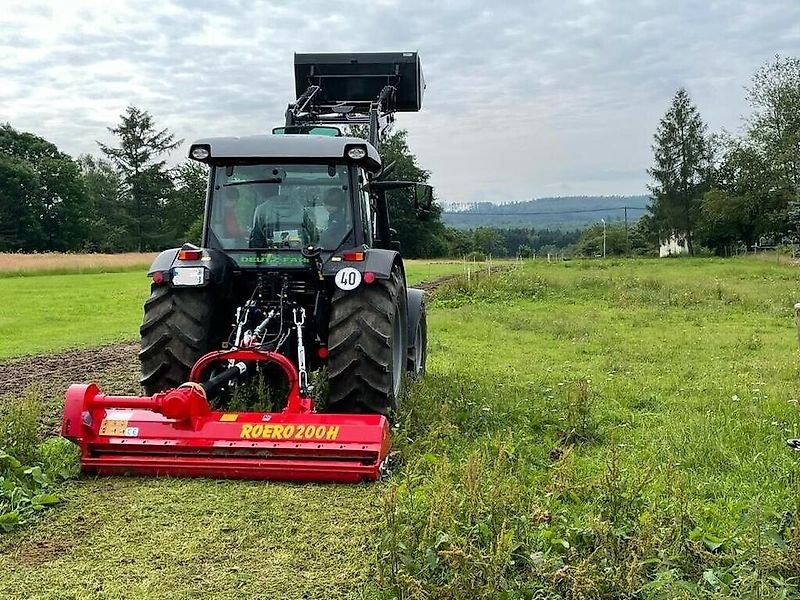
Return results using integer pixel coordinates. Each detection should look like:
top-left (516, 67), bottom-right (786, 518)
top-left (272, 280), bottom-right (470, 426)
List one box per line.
top-left (648, 89), bottom-right (712, 254)
top-left (98, 106), bottom-right (182, 251)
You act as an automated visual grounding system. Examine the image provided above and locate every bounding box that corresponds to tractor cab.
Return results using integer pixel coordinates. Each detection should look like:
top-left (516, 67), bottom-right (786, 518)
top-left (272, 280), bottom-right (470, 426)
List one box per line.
top-left (188, 134), bottom-right (382, 261)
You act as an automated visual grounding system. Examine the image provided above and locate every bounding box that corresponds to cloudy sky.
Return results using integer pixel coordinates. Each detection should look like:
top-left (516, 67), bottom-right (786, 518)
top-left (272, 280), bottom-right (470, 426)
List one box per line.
top-left (1, 0), bottom-right (798, 204)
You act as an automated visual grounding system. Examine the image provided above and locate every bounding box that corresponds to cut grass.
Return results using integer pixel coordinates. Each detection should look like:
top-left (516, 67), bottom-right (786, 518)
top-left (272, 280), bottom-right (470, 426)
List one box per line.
top-left (0, 478), bottom-right (382, 600)
top-left (0, 272), bottom-right (150, 359)
top-left (0, 260), bottom-right (473, 360)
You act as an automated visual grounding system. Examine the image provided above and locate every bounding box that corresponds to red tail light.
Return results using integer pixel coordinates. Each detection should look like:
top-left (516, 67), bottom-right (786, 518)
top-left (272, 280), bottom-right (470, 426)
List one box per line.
top-left (317, 346), bottom-right (329, 359)
top-left (178, 248), bottom-right (202, 261)
top-left (342, 251), bottom-right (365, 262)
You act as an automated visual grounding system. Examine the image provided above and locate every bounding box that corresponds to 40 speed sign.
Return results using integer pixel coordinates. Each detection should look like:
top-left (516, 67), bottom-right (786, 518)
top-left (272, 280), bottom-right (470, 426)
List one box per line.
top-left (335, 267), bottom-right (362, 291)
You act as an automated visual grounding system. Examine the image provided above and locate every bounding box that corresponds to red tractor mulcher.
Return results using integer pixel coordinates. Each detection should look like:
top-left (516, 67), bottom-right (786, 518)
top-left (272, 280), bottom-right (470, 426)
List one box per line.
top-left (62, 52), bottom-right (431, 483)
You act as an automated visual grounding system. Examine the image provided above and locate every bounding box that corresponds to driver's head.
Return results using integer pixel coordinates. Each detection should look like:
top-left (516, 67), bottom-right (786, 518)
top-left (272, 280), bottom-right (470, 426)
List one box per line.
top-left (323, 188), bottom-right (345, 213)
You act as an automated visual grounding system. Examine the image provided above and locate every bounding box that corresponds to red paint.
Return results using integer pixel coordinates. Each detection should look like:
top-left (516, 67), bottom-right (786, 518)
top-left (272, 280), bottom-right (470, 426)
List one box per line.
top-left (61, 349), bottom-right (391, 483)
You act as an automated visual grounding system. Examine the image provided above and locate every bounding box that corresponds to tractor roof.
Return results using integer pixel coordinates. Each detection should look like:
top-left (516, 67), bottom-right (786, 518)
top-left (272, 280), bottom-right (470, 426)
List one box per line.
top-left (189, 134), bottom-right (381, 170)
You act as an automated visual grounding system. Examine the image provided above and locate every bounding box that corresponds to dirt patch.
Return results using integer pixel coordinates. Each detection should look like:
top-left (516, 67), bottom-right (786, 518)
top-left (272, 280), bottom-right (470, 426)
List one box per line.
top-left (0, 342), bottom-right (141, 435)
top-left (0, 342), bottom-right (140, 399)
top-left (14, 536), bottom-right (78, 566)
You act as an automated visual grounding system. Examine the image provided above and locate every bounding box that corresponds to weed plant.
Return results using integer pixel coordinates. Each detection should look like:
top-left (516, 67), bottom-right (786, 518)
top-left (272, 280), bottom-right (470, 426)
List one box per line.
top-left (0, 391), bottom-right (79, 532)
top-left (380, 258), bottom-right (800, 599)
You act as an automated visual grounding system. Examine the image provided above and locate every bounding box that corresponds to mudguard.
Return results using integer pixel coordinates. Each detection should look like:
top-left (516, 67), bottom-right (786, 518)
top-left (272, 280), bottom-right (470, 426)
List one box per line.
top-left (406, 287), bottom-right (425, 344)
top-left (322, 248), bottom-right (402, 281)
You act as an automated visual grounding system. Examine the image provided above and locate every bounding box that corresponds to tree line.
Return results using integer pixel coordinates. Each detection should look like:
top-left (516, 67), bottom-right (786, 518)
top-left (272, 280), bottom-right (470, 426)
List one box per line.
top-left (0, 109), bottom-right (585, 258)
top-left (0, 108), bottom-right (206, 253)
top-left (645, 55), bottom-right (800, 255)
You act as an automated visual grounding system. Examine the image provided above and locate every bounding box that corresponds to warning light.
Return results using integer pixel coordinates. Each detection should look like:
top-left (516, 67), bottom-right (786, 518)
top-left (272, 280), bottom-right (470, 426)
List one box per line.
top-left (178, 248), bottom-right (202, 261)
top-left (342, 251), bottom-right (365, 262)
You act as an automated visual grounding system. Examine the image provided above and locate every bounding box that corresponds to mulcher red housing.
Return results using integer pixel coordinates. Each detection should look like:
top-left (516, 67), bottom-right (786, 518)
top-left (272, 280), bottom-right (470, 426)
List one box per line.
top-left (62, 349), bottom-right (391, 483)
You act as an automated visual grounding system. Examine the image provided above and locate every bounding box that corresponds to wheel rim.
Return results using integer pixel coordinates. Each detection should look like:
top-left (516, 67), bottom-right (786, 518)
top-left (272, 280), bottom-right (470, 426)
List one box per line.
top-left (392, 304), bottom-right (403, 397)
top-left (413, 322), bottom-right (424, 373)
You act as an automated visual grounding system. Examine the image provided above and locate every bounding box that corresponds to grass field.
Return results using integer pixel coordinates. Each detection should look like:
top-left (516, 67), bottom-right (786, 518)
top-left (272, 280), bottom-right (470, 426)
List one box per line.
top-left (0, 259), bottom-right (474, 360)
top-left (2, 257), bottom-right (800, 598)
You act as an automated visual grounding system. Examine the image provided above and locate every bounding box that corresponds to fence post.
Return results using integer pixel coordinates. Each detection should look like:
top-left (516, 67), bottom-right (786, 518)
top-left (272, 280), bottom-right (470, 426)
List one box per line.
top-left (794, 303), bottom-right (800, 349)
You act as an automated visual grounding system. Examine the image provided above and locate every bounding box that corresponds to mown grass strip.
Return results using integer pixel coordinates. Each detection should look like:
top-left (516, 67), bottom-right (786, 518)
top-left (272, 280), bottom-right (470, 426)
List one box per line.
top-left (0, 260), bottom-right (473, 360)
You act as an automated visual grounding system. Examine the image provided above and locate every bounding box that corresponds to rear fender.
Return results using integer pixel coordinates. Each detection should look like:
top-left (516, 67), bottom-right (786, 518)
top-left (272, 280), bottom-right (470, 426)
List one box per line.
top-left (147, 247), bottom-right (230, 286)
top-left (323, 248), bottom-right (404, 283)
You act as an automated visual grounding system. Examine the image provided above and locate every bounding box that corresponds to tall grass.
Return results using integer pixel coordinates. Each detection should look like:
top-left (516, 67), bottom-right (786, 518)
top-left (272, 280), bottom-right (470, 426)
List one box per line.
top-left (380, 258), bottom-right (800, 598)
top-left (0, 252), bottom-right (157, 277)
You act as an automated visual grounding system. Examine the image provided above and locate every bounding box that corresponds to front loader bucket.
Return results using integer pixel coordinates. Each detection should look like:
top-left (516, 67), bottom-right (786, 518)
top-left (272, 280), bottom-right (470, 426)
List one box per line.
top-left (62, 382), bottom-right (391, 484)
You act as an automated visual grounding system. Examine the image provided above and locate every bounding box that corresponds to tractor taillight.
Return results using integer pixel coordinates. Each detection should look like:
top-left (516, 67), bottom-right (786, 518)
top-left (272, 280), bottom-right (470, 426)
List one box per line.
top-left (363, 272), bottom-right (376, 284)
top-left (152, 271), bottom-right (165, 284)
top-left (178, 248), bottom-right (202, 261)
top-left (317, 346), bottom-right (329, 359)
top-left (342, 251), bottom-right (365, 261)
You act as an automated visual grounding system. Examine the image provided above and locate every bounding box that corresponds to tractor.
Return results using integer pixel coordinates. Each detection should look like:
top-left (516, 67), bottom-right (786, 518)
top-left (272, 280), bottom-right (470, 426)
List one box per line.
top-left (61, 52), bottom-right (432, 482)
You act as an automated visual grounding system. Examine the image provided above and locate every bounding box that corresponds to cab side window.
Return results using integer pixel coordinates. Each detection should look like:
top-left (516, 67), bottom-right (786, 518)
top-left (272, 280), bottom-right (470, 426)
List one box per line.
top-left (358, 170), bottom-right (374, 246)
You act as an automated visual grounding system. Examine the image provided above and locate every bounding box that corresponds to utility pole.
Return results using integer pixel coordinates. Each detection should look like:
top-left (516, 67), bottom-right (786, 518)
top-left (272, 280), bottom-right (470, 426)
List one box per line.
top-left (624, 206), bottom-right (629, 256)
top-left (601, 218), bottom-right (606, 258)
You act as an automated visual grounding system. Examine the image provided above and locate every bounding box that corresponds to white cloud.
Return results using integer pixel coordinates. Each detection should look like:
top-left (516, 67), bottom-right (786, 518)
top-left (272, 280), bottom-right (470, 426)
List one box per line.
top-left (0, 0), bottom-right (798, 203)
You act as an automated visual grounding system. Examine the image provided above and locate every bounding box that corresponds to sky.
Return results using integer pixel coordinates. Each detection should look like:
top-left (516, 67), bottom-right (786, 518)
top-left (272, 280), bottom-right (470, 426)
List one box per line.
top-left (1, 0), bottom-right (798, 205)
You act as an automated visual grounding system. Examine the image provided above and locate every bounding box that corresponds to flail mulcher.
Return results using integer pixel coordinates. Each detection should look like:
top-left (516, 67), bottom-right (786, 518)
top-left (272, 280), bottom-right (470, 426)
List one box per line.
top-left (62, 52), bottom-right (432, 483)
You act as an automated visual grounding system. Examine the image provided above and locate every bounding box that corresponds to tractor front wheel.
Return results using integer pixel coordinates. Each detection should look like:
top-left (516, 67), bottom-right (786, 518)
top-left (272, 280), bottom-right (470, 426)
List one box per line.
top-left (327, 266), bottom-right (408, 416)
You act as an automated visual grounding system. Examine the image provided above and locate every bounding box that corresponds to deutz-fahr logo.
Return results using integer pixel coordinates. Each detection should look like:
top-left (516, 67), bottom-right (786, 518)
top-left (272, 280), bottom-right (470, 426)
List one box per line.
top-left (239, 254), bottom-right (305, 265)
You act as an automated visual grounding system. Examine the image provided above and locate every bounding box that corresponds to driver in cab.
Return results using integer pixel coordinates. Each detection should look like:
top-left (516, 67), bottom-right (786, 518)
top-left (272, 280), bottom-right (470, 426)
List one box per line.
top-left (249, 190), bottom-right (317, 248)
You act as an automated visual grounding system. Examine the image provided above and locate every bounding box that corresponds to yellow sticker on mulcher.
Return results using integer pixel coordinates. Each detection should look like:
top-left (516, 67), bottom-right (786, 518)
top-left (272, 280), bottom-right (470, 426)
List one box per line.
top-left (239, 424), bottom-right (340, 441)
top-left (99, 419), bottom-right (129, 436)
top-left (219, 413), bottom-right (239, 422)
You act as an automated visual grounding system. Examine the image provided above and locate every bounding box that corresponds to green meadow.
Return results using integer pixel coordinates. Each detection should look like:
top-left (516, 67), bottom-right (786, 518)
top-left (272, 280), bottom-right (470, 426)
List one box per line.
top-left (1, 257), bottom-right (799, 599)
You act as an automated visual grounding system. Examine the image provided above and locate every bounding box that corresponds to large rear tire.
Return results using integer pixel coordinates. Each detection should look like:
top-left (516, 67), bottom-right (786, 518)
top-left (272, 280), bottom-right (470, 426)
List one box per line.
top-left (139, 284), bottom-right (216, 395)
top-left (327, 266), bottom-right (408, 416)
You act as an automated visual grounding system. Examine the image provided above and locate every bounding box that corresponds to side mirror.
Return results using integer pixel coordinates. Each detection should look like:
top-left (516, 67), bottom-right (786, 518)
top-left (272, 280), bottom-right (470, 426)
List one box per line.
top-left (413, 184), bottom-right (433, 212)
top-left (367, 180), bottom-right (434, 216)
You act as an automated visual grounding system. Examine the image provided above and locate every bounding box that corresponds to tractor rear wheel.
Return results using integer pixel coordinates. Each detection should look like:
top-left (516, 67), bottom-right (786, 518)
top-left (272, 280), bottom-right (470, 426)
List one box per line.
top-left (327, 266), bottom-right (408, 416)
top-left (139, 284), bottom-right (216, 395)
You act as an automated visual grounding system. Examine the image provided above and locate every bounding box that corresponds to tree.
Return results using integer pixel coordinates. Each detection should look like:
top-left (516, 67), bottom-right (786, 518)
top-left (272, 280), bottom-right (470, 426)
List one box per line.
top-left (0, 124), bottom-right (89, 251)
top-left (746, 56), bottom-right (800, 197)
top-left (98, 106), bottom-right (182, 251)
top-left (77, 154), bottom-right (126, 252)
top-left (163, 160), bottom-right (208, 245)
top-left (648, 89), bottom-right (712, 254)
top-left (575, 223), bottom-right (627, 257)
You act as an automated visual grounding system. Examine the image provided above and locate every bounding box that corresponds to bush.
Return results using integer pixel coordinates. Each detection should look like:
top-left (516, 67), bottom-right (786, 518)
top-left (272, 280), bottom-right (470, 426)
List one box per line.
top-left (0, 390), bottom-right (80, 532)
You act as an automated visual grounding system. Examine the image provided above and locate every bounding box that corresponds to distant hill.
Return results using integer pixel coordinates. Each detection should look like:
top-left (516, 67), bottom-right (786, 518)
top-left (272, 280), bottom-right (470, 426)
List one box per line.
top-left (442, 196), bottom-right (650, 230)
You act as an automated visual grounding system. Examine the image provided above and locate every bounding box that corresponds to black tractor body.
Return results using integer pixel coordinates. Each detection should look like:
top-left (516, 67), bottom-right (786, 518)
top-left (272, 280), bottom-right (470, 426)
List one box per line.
top-left (140, 52), bottom-right (430, 416)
